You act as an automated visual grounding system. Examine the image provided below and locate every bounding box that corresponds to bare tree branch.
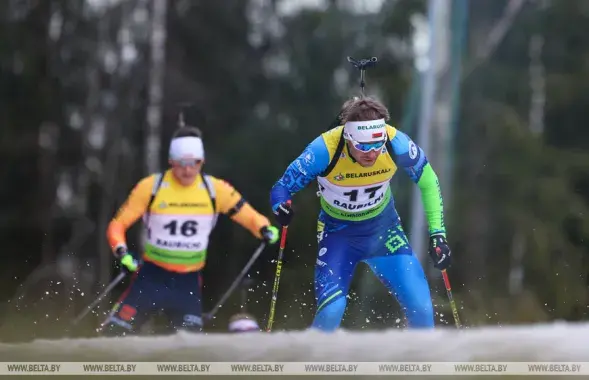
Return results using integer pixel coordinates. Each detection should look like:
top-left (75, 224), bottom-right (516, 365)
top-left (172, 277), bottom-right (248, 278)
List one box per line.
top-left (462, 0), bottom-right (528, 81)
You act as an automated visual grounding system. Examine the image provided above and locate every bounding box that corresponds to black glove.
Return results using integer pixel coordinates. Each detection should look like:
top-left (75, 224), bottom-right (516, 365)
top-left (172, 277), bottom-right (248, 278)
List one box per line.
top-left (428, 234), bottom-right (451, 270)
top-left (273, 201), bottom-right (294, 226)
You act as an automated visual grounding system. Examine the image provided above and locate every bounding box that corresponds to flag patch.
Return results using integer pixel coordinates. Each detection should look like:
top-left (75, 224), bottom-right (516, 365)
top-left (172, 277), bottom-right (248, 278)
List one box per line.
top-left (372, 132), bottom-right (383, 138)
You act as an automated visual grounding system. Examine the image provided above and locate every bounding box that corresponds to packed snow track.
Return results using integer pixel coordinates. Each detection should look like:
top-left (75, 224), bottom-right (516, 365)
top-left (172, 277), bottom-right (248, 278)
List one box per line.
top-left (0, 322), bottom-right (585, 378)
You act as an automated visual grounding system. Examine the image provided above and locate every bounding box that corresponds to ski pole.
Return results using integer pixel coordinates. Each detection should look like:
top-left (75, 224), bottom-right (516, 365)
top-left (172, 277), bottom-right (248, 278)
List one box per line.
top-left (266, 208), bottom-right (290, 332)
top-left (72, 271), bottom-right (127, 326)
top-left (204, 242), bottom-right (266, 321)
top-left (441, 269), bottom-right (461, 329)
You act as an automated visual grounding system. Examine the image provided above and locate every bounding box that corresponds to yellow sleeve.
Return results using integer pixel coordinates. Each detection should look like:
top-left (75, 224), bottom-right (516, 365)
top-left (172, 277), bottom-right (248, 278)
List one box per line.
top-left (106, 175), bottom-right (155, 252)
top-left (212, 177), bottom-right (271, 239)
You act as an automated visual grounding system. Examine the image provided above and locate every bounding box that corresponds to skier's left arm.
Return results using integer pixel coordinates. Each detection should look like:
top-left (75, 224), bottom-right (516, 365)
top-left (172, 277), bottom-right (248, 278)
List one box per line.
top-left (390, 130), bottom-right (451, 269)
top-left (213, 177), bottom-right (280, 245)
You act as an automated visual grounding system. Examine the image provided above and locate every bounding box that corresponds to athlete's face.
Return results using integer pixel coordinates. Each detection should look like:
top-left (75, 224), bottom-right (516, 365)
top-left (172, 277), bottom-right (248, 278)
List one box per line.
top-left (169, 158), bottom-right (203, 185)
top-left (347, 141), bottom-right (381, 167)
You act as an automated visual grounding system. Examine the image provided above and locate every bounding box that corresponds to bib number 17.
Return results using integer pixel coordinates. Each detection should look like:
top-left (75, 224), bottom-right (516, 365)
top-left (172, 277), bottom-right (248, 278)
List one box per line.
top-left (342, 185), bottom-right (382, 202)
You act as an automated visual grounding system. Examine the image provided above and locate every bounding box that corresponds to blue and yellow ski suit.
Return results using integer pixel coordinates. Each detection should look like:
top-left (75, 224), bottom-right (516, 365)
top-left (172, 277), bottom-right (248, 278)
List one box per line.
top-left (270, 124), bottom-right (446, 331)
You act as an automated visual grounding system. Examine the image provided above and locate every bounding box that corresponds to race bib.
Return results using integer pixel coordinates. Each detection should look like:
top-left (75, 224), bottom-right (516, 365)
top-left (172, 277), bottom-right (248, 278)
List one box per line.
top-left (317, 177), bottom-right (390, 212)
top-left (147, 214), bottom-right (214, 252)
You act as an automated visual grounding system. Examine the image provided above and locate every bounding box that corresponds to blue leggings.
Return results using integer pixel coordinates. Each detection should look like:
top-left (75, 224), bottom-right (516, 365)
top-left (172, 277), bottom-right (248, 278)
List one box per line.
top-left (100, 261), bottom-right (204, 336)
top-left (313, 217), bottom-right (434, 331)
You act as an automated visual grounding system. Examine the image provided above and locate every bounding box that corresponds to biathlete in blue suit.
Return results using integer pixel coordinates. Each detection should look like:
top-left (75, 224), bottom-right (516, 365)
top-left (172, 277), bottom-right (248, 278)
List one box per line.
top-left (269, 97), bottom-right (452, 331)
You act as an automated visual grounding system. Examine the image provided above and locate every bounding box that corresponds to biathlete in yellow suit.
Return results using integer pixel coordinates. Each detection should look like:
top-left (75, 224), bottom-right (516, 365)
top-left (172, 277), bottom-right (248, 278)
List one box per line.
top-left (101, 126), bottom-right (280, 336)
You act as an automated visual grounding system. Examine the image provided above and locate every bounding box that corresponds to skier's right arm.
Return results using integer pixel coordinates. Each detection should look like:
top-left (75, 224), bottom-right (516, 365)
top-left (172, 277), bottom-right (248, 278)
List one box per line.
top-left (270, 136), bottom-right (330, 225)
top-left (106, 175), bottom-right (154, 259)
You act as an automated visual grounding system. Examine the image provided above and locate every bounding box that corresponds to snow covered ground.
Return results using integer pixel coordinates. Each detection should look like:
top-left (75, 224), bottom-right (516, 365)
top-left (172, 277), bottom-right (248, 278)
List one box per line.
top-left (0, 321), bottom-right (585, 378)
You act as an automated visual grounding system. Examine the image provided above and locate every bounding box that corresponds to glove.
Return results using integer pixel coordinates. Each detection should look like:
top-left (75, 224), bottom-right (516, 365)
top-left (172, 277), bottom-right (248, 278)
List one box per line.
top-left (260, 225), bottom-right (280, 244)
top-left (120, 254), bottom-right (139, 272)
top-left (273, 201), bottom-right (293, 226)
top-left (428, 234), bottom-right (451, 270)
top-left (114, 246), bottom-right (139, 273)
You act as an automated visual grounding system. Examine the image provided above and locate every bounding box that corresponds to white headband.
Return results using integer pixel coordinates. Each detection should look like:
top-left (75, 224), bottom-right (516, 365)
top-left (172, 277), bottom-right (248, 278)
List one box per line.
top-left (228, 318), bottom-right (260, 332)
top-left (169, 137), bottom-right (204, 160)
top-left (344, 119), bottom-right (387, 143)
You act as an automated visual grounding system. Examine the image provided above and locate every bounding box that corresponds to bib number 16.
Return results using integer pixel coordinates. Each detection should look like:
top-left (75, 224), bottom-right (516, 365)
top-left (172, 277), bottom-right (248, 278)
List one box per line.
top-left (163, 220), bottom-right (198, 236)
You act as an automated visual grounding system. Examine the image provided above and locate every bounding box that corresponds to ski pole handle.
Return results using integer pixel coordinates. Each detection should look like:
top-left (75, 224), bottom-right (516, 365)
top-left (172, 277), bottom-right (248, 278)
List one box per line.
top-left (347, 56), bottom-right (378, 70)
